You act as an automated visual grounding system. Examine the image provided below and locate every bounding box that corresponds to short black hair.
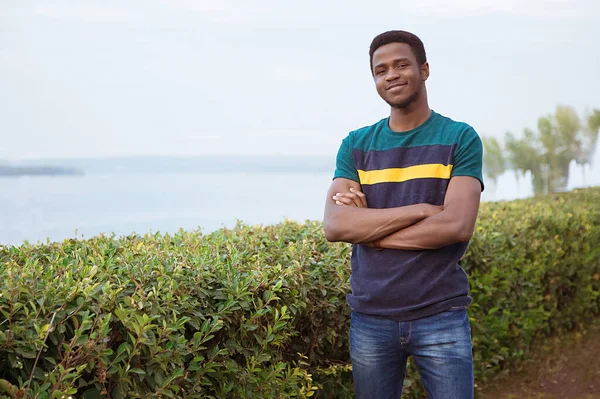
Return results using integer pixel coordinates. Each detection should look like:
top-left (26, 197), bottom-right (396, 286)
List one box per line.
top-left (369, 30), bottom-right (427, 70)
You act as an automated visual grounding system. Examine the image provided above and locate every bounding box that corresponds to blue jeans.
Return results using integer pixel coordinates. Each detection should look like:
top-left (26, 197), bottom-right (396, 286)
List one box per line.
top-left (350, 308), bottom-right (473, 399)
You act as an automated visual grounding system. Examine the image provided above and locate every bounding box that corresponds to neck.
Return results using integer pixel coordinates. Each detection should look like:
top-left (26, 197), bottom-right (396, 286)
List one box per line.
top-left (388, 91), bottom-right (431, 132)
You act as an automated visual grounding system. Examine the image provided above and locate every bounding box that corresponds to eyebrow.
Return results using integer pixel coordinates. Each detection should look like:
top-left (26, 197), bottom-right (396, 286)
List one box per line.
top-left (373, 57), bottom-right (412, 70)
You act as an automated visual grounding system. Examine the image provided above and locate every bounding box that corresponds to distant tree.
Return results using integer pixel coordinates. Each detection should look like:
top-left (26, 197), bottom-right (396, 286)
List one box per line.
top-left (504, 129), bottom-right (546, 194)
top-left (584, 109), bottom-right (600, 165)
top-left (503, 105), bottom-right (597, 195)
top-left (539, 105), bottom-right (582, 191)
top-left (481, 136), bottom-right (505, 189)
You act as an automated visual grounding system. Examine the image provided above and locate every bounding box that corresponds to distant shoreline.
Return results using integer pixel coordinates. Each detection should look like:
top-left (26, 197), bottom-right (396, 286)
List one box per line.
top-left (2, 155), bottom-right (334, 175)
top-left (0, 166), bottom-right (83, 177)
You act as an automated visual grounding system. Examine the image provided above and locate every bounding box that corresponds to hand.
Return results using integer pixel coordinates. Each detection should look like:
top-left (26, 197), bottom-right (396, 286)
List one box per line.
top-left (332, 187), bottom-right (368, 208)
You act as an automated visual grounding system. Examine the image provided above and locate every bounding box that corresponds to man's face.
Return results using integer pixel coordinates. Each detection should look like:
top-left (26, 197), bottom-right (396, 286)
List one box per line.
top-left (371, 42), bottom-right (429, 109)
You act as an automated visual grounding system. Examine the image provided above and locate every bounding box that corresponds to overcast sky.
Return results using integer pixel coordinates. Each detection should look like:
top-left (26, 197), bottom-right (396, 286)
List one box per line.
top-left (1, 0), bottom-right (599, 160)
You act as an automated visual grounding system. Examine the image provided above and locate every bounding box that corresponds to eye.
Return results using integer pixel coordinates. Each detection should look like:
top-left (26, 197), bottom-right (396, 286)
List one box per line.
top-left (375, 69), bottom-right (385, 76)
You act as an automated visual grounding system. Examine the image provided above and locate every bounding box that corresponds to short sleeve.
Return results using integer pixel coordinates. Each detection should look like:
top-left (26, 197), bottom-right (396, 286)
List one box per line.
top-left (451, 127), bottom-right (485, 191)
top-left (333, 135), bottom-right (360, 183)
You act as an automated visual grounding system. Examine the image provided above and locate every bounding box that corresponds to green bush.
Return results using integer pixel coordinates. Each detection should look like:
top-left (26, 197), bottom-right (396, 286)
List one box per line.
top-left (0, 188), bottom-right (598, 398)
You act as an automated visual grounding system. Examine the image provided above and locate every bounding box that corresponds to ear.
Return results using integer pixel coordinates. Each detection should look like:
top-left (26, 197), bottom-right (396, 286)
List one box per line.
top-left (421, 62), bottom-right (430, 81)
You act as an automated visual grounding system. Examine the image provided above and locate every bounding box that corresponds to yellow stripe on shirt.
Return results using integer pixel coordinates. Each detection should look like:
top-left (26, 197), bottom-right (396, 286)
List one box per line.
top-left (358, 164), bottom-right (453, 185)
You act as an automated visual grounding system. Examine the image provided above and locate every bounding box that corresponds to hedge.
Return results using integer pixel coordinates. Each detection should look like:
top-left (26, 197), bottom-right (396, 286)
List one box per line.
top-left (0, 187), bottom-right (599, 398)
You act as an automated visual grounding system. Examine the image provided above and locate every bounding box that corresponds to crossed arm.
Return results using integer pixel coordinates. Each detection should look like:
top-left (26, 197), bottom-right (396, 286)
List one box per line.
top-left (323, 176), bottom-right (482, 250)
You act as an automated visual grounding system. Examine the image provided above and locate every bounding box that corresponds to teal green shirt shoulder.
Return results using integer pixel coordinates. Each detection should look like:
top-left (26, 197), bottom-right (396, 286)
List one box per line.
top-left (334, 111), bottom-right (484, 191)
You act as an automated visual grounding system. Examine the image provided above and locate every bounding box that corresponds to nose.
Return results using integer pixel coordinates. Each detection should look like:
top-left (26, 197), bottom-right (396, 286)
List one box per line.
top-left (385, 68), bottom-right (400, 81)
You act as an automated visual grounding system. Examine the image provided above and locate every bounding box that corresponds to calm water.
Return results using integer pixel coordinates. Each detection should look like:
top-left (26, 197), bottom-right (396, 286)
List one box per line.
top-left (1, 165), bottom-right (597, 247)
top-left (0, 172), bottom-right (334, 246)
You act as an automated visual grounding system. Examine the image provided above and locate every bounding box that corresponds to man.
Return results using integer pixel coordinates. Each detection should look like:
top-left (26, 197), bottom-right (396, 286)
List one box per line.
top-left (323, 30), bottom-right (484, 399)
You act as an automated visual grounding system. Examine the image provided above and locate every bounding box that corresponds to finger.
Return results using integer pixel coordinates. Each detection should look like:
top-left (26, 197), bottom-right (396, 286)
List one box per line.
top-left (356, 191), bottom-right (368, 207)
top-left (334, 192), bottom-right (358, 200)
top-left (339, 192), bottom-right (363, 208)
top-left (350, 188), bottom-right (368, 208)
top-left (332, 196), bottom-right (355, 206)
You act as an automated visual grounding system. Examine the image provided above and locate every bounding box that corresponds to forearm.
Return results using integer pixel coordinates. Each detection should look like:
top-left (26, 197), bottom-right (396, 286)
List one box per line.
top-left (374, 176), bottom-right (482, 250)
top-left (376, 210), bottom-right (473, 250)
top-left (323, 204), bottom-right (430, 244)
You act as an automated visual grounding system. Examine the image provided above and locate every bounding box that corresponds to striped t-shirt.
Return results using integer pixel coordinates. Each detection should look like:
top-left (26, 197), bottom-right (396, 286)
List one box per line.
top-left (334, 110), bottom-right (484, 321)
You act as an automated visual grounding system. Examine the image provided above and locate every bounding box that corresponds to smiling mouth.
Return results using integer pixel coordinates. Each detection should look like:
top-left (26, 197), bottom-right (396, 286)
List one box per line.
top-left (386, 83), bottom-right (407, 91)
